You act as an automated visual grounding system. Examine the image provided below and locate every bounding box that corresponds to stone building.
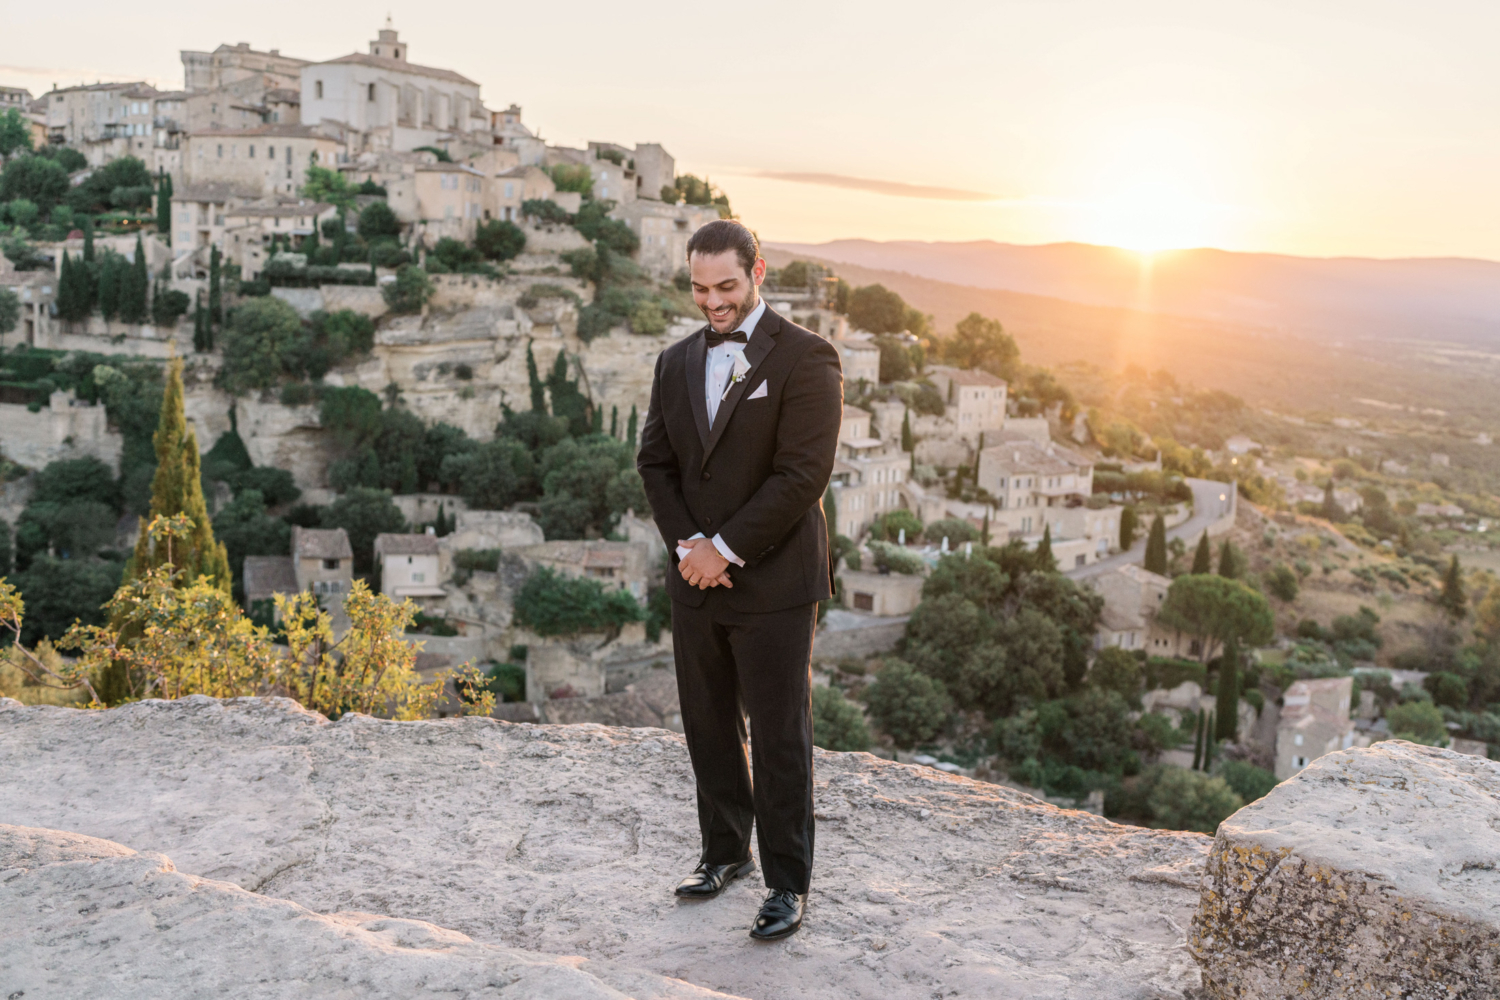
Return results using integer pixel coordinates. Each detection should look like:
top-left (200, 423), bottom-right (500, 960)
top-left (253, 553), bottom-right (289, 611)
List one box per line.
top-left (828, 405), bottom-right (911, 540)
top-left (926, 366), bottom-right (1007, 443)
top-left (1275, 677), bottom-right (1356, 780)
top-left (839, 568), bottom-right (924, 616)
top-left (299, 23), bottom-right (491, 155)
top-left (291, 527), bottom-right (354, 598)
top-left (221, 197), bottom-right (339, 280)
top-left (181, 43), bottom-right (309, 93)
top-left (242, 555), bottom-right (298, 613)
top-left (413, 162), bottom-right (488, 242)
top-left (837, 335), bottom-right (881, 388)
top-left (1088, 563), bottom-right (1174, 654)
top-left (611, 200), bottom-right (720, 279)
top-left (514, 540), bottom-right (653, 603)
top-left (374, 532), bottom-right (446, 600)
top-left (181, 124), bottom-right (340, 199)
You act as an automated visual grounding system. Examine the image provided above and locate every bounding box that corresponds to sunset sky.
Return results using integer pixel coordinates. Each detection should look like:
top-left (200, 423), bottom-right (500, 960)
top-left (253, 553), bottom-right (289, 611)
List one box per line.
top-left (6, 1), bottom-right (1497, 259)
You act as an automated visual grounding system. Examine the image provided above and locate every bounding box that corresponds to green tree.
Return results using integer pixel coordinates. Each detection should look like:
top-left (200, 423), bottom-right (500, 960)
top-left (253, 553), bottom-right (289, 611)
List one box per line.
top-left (191, 291), bottom-right (209, 352)
top-left (219, 296), bottom-right (305, 393)
top-left (846, 284), bottom-right (911, 334)
top-left (1216, 636), bottom-right (1241, 741)
top-left (475, 218), bottom-right (526, 260)
top-left (1441, 555), bottom-right (1467, 621)
top-left (321, 487), bottom-right (406, 576)
top-left (382, 263), bottom-right (433, 314)
top-left (1217, 540), bottom-right (1240, 579)
top-left (1218, 760), bottom-right (1278, 803)
top-left (626, 404), bottom-right (638, 447)
top-left (1145, 766), bottom-right (1243, 833)
top-left (1119, 506), bottom-right (1137, 550)
top-left (208, 243), bottom-right (223, 327)
top-left (1090, 646), bottom-right (1143, 705)
top-left (874, 334), bottom-right (914, 383)
top-left (547, 163), bottom-right (593, 197)
top-left (95, 251), bottom-right (124, 321)
top-left (923, 517), bottom-right (978, 546)
top-left (357, 200), bottom-right (401, 240)
top-left (865, 658), bottom-right (951, 748)
top-left (126, 359), bottom-right (231, 592)
top-left (0, 108), bottom-right (32, 158)
top-left (512, 566), bottom-right (643, 638)
top-left (1, 155), bottom-right (69, 211)
top-left (211, 489), bottom-right (291, 595)
top-left (525, 340), bottom-right (547, 411)
top-left (1037, 688), bottom-right (1136, 774)
top-left (1266, 564), bottom-right (1299, 602)
top-left (544, 348), bottom-right (590, 437)
top-left (900, 408), bottom-right (913, 452)
top-left (1034, 524), bottom-right (1056, 572)
top-left (118, 234), bottom-right (149, 324)
top-left (536, 436), bottom-right (643, 539)
top-left (155, 172), bottom-right (171, 246)
top-left (1144, 514), bottom-right (1168, 575)
top-left (442, 438), bottom-right (535, 510)
top-left (868, 508), bottom-right (923, 544)
top-left (0, 286), bottom-right (18, 340)
top-left (1192, 531), bottom-right (1212, 574)
top-left (301, 157), bottom-right (357, 211)
top-left (56, 251), bottom-right (91, 323)
top-left (32, 456), bottom-right (120, 509)
top-left (942, 312), bottom-right (1020, 379)
top-left (10, 556), bottom-right (121, 645)
top-left (81, 214), bottom-right (94, 262)
top-left (1383, 700), bottom-right (1448, 745)
top-left (812, 685), bottom-right (871, 751)
top-left (1158, 573), bottom-right (1274, 665)
top-left (1320, 480), bottom-right (1344, 522)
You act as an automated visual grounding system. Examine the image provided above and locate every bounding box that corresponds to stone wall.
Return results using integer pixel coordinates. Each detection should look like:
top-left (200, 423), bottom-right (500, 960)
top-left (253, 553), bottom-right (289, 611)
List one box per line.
top-left (0, 393), bottom-right (121, 471)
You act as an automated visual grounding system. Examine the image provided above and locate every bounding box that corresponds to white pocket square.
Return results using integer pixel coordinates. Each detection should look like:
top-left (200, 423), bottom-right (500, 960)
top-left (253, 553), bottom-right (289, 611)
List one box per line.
top-left (747, 380), bottom-right (768, 400)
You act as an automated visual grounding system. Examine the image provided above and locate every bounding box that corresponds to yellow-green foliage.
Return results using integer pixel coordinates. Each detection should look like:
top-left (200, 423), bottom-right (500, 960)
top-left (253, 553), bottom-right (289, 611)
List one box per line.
top-left (0, 641), bottom-right (88, 706)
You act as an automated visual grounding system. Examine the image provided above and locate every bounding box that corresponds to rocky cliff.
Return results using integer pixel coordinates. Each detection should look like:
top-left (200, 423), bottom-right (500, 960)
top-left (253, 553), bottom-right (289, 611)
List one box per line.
top-left (0, 696), bottom-right (1210, 999)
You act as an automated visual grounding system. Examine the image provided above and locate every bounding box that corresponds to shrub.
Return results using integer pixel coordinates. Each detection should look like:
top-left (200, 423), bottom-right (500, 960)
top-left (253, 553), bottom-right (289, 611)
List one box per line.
top-left (547, 164), bottom-right (593, 196)
top-left (1142, 765), bottom-right (1244, 833)
top-left (475, 219), bottom-right (526, 261)
top-left (485, 660), bottom-right (526, 702)
top-left (151, 287), bottom-right (190, 327)
top-left (357, 200), bottom-right (401, 240)
top-left (1384, 700), bottom-right (1448, 745)
top-left (512, 566), bottom-right (643, 637)
top-left (522, 199), bottom-right (572, 225)
top-left (811, 685), bottom-right (871, 751)
top-left (382, 264), bottom-right (433, 314)
top-left (923, 517), bottom-right (978, 546)
top-left (867, 509), bottom-right (923, 544)
top-left (1090, 646), bottom-right (1143, 704)
top-left (218, 296), bottom-right (305, 394)
top-left (517, 283), bottom-right (582, 310)
top-left (866, 540), bottom-right (925, 575)
top-left (1267, 563), bottom-right (1299, 601)
top-left (451, 548), bottom-right (502, 586)
top-left (368, 239), bottom-right (411, 269)
top-left (1218, 759), bottom-right (1278, 804)
top-left (864, 658), bottom-right (950, 748)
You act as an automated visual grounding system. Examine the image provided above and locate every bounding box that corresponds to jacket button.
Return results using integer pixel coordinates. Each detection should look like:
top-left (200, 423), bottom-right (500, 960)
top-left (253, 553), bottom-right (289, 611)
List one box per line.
top-left (702, 471), bottom-right (711, 481)
top-left (704, 516), bottom-right (713, 525)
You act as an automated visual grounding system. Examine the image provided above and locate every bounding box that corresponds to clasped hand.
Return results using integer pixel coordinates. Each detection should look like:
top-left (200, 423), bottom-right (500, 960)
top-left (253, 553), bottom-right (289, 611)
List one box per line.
top-left (677, 537), bottom-right (733, 590)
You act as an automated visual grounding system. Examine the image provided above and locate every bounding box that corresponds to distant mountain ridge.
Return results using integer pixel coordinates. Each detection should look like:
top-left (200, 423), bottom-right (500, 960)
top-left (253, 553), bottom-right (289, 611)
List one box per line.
top-left (765, 239), bottom-right (1500, 347)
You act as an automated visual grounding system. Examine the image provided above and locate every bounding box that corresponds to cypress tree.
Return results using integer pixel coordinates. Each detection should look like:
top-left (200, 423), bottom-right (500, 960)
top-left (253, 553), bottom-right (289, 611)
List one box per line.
top-left (591, 403), bottom-right (604, 435)
top-left (1144, 513), bottom-right (1168, 575)
top-left (192, 292), bottom-right (207, 352)
top-left (1216, 636), bottom-right (1240, 743)
top-left (609, 404), bottom-right (618, 439)
top-left (823, 486), bottom-right (838, 539)
top-left (1441, 555), bottom-right (1467, 620)
top-left (900, 408), bottom-right (913, 452)
top-left (156, 172), bottom-right (172, 247)
top-left (1217, 540), bottom-right (1238, 579)
top-left (82, 215), bottom-right (95, 263)
top-left (1119, 505), bottom-right (1137, 550)
top-left (97, 254), bottom-right (121, 321)
top-left (1191, 708), bottom-right (1205, 770)
top-left (1192, 530), bottom-right (1212, 574)
top-left (981, 510), bottom-right (990, 546)
top-left (1320, 480), bottom-right (1343, 522)
top-left (57, 252), bottom-right (87, 323)
top-left (119, 234), bottom-right (149, 324)
top-left (526, 341), bottom-right (546, 411)
top-left (208, 244), bottom-right (222, 327)
top-left (1203, 715), bottom-right (1218, 769)
top-left (127, 358), bottom-right (231, 592)
top-left (626, 404), bottom-right (638, 447)
top-left (1035, 524), bottom-right (1056, 572)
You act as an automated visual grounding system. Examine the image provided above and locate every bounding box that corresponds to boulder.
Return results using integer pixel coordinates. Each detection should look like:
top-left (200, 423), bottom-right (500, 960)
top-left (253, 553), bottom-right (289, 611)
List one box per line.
top-left (0, 696), bottom-right (1212, 999)
top-left (1191, 740), bottom-right (1500, 999)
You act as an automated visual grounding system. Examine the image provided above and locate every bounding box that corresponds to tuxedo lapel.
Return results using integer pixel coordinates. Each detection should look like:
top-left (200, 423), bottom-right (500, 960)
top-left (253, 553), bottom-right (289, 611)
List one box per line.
top-left (702, 307), bottom-right (780, 465)
top-left (685, 326), bottom-right (710, 451)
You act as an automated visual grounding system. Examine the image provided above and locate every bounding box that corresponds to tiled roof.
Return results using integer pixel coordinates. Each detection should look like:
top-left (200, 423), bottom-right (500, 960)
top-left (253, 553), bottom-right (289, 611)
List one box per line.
top-left (187, 123), bottom-right (331, 139)
top-left (313, 52), bottom-right (478, 87)
top-left (931, 366), bottom-right (1007, 387)
top-left (374, 532), bottom-right (439, 556)
top-left (292, 526), bottom-right (353, 560)
top-left (243, 556), bottom-right (296, 598)
top-left (172, 181), bottom-right (260, 203)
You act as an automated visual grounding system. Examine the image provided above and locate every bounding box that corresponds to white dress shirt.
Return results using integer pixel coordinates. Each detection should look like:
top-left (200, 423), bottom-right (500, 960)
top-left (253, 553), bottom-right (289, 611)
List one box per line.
top-left (677, 296), bottom-right (767, 569)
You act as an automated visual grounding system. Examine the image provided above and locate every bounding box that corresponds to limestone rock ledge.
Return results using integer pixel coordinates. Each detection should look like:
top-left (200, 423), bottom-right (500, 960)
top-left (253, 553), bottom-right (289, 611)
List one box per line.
top-left (1191, 741), bottom-right (1500, 999)
top-left (0, 696), bottom-right (1212, 999)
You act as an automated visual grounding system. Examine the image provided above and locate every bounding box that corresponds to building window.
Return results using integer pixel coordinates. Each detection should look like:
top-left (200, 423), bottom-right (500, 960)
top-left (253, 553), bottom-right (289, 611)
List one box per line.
top-left (412, 572), bottom-right (425, 583)
top-left (249, 145), bottom-right (255, 158)
top-left (853, 592), bottom-right (875, 611)
top-left (315, 81), bottom-right (323, 99)
top-left (217, 144), bottom-right (223, 158)
top-left (1294, 733), bottom-right (1304, 746)
top-left (323, 558), bottom-right (340, 570)
top-left (368, 83), bottom-right (376, 102)
top-left (268, 145), bottom-right (275, 159)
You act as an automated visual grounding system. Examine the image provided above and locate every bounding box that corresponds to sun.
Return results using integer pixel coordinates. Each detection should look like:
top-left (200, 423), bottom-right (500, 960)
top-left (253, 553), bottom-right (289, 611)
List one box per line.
top-left (1091, 180), bottom-right (1220, 253)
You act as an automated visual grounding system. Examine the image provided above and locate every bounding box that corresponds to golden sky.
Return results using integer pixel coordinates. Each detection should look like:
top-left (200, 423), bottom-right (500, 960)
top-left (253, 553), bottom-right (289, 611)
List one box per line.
top-left (7, 0), bottom-right (1497, 259)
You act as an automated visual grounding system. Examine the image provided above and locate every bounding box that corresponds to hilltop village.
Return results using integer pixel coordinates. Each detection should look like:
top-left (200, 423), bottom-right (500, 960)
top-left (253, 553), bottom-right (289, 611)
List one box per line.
top-left (1, 23), bottom-right (1497, 836)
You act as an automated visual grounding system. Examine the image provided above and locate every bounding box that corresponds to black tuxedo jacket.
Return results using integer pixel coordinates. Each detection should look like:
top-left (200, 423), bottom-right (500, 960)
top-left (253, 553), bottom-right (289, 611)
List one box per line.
top-left (638, 306), bottom-right (844, 612)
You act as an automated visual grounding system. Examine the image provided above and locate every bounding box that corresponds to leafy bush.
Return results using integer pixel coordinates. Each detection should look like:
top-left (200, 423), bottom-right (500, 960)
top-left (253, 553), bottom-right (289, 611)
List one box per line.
top-left (573, 201), bottom-right (639, 256)
top-left (485, 660), bottom-right (526, 702)
top-left (522, 198), bottom-right (573, 225)
top-left (451, 548), bottom-right (502, 586)
top-left (864, 658), bottom-right (950, 748)
top-left (382, 264), bottom-right (433, 314)
top-left (546, 164), bottom-right (593, 196)
top-left (517, 283), bottom-right (582, 310)
top-left (1267, 563), bottom-right (1299, 601)
top-left (867, 509), bottom-right (923, 544)
top-left (10, 555), bottom-right (122, 644)
top-left (151, 287), bottom-right (191, 327)
top-left (1090, 646), bottom-right (1144, 705)
top-left (1218, 759), bottom-right (1278, 804)
top-left (812, 685), bottom-right (871, 751)
top-left (1384, 700), bottom-right (1448, 746)
top-left (441, 438), bottom-right (535, 510)
top-left (923, 517), bottom-right (978, 546)
top-left (1137, 764), bottom-right (1244, 833)
top-left (512, 566), bottom-right (643, 637)
top-left (866, 540), bottom-right (925, 575)
top-left (218, 297), bottom-right (305, 394)
top-left (357, 200), bottom-right (401, 240)
top-left (475, 219), bottom-right (526, 261)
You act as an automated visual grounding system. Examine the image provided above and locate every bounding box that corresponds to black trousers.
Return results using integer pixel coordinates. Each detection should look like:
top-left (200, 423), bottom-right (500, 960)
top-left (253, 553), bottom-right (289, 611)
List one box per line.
top-left (671, 591), bottom-right (816, 894)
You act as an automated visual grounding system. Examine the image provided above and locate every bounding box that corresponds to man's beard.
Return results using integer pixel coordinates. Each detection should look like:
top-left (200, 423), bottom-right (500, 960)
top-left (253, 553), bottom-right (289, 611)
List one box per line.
top-left (702, 287), bottom-right (759, 332)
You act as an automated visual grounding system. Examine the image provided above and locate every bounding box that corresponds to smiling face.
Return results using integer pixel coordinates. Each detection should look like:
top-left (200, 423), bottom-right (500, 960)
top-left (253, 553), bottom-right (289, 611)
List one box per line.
top-left (689, 250), bottom-right (766, 333)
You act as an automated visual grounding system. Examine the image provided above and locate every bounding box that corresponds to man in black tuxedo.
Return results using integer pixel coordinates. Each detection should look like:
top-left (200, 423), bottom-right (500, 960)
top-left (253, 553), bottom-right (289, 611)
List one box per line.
top-left (637, 220), bottom-right (842, 940)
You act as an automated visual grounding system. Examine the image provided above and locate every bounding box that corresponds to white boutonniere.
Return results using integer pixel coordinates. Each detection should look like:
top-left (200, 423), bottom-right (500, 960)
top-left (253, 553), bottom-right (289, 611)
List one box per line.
top-left (722, 352), bottom-right (751, 401)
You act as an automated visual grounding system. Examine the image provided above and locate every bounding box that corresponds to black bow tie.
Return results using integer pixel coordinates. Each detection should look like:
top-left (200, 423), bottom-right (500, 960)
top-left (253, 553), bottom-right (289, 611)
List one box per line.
top-left (705, 329), bottom-right (749, 347)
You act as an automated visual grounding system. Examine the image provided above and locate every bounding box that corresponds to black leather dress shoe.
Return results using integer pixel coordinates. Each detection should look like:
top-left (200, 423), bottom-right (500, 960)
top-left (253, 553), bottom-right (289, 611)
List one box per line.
top-left (674, 859), bottom-right (754, 899)
top-left (749, 888), bottom-right (806, 940)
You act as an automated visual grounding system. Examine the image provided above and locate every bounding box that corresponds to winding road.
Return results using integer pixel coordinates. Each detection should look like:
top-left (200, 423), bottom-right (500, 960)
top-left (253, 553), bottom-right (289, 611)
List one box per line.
top-left (1066, 477), bottom-right (1237, 580)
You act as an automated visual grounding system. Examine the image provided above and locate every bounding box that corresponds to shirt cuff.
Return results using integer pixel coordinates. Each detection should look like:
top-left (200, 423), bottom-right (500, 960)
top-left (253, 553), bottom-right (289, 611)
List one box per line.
top-left (711, 533), bottom-right (745, 567)
top-left (675, 532), bottom-right (705, 562)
